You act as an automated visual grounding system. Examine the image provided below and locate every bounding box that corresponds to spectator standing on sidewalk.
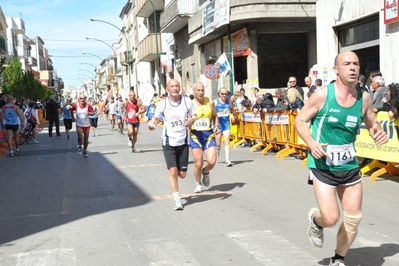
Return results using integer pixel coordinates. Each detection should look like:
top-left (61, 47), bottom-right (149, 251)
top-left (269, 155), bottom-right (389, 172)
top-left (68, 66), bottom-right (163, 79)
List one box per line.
top-left (148, 79), bottom-right (197, 211)
top-left (47, 95), bottom-right (61, 137)
top-left (190, 81), bottom-right (219, 193)
top-left (295, 51), bottom-right (388, 266)
top-left (70, 94), bottom-right (94, 158)
top-left (0, 95), bottom-right (25, 157)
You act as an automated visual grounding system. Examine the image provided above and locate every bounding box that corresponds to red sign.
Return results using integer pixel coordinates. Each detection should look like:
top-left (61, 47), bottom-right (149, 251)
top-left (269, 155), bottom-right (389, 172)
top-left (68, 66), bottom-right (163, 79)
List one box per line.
top-left (204, 64), bottom-right (218, 80)
top-left (40, 80), bottom-right (48, 87)
top-left (384, 0), bottom-right (399, 24)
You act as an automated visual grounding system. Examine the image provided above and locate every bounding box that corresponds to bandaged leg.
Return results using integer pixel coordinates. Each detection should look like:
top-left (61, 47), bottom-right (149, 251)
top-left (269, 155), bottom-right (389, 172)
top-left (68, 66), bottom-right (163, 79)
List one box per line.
top-left (336, 210), bottom-right (362, 256)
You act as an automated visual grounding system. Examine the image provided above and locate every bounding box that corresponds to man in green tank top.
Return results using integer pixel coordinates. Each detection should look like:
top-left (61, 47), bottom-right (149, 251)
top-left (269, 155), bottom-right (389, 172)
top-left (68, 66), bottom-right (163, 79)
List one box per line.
top-left (295, 51), bottom-right (388, 266)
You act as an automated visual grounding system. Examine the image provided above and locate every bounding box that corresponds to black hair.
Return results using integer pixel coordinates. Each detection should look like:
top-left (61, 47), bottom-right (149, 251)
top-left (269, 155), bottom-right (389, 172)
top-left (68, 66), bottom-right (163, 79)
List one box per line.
top-left (388, 83), bottom-right (399, 120)
top-left (264, 93), bottom-right (273, 101)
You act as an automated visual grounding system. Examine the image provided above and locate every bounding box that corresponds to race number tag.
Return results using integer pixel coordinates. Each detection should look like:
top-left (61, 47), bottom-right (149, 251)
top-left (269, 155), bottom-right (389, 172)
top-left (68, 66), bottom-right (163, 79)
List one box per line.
top-left (326, 143), bottom-right (356, 166)
top-left (128, 109), bottom-right (136, 119)
top-left (192, 118), bottom-right (209, 130)
top-left (217, 108), bottom-right (229, 117)
top-left (169, 116), bottom-right (184, 130)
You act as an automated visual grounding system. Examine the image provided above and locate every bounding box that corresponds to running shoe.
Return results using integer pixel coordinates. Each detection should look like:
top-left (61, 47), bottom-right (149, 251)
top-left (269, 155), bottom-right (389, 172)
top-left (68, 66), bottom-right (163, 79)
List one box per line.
top-left (308, 207), bottom-right (324, 248)
top-left (15, 148), bottom-right (20, 155)
top-left (329, 258), bottom-right (346, 266)
top-left (67, 135), bottom-right (70, 139)
top-left (117, 128), bottom-right (121, 133)
top-left (9, 151), bottom-right (14, 157)
top-left (202, 167), bottom-right (210, 187)
top-left (93, 133), bottom-right (96, 137)
top-left (33, 139), bottom-right (40, 144)
top-left (120, 130), bottom-right (124, 135)
top-left (78, 146), bottom-right (82, 155)
top-left (225, 160), bottom-right (233, 167)
top-left (128, 139), bottom-right (132, 147)
top-left (131, 146), bottom-right (136, 153)
top-left (174, 198), bottom-right (183, 211)
top-left (194, 182), bottom-right (203, 193)
top-left (217, 147), bottom-right (220, 157)
top-left (83, 150), bottom-right (88, 158)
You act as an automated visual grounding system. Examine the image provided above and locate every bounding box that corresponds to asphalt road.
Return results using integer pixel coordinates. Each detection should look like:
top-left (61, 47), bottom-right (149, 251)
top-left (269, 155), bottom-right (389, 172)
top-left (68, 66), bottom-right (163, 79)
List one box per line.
top-left (1, 118), bottom-right (399, 266)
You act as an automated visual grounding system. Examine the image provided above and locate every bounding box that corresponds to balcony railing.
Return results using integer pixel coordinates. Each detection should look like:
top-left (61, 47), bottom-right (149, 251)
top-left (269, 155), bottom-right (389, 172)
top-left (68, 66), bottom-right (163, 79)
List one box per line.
top-left (160, 0), bottom-right (198, 33)
top-left (136, 0), bottom-right (163, 18)
top-left (138, 33), bottom-right (163, 62)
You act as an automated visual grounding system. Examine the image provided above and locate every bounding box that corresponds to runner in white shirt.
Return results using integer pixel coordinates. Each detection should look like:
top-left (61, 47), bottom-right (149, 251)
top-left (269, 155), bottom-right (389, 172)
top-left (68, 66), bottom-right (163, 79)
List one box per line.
top-left (148, 79), bottom-right (197, 211)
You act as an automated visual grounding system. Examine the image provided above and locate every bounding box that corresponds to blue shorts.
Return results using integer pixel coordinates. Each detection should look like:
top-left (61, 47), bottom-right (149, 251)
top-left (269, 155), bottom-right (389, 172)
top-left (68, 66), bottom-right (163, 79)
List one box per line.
top-left (219, 117), bottom-right (230, 132)
top-left (126, 121), bottom-right (140, 128)
top-left (116, 115), bottom-right (121, 120)
top-left (190, 130), bottom-right (216, 150)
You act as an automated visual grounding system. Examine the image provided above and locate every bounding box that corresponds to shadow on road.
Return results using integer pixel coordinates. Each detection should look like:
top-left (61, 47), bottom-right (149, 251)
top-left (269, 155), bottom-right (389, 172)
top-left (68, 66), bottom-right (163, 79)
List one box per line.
top-left (318, 243), bottom-right (399, 266)
top-left (0, 144), bottom-right (151, 245)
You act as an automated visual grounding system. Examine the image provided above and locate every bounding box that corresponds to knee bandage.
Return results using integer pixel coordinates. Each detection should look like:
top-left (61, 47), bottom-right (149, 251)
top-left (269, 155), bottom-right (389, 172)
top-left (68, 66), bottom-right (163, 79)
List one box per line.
top-left (336, 210), bottom-right (363, 256)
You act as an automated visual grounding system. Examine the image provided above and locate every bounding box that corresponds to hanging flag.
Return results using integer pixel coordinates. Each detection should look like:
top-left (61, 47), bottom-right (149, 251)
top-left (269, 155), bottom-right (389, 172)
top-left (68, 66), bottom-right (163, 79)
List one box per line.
top-left (214, 52), bottom-right (231, 76)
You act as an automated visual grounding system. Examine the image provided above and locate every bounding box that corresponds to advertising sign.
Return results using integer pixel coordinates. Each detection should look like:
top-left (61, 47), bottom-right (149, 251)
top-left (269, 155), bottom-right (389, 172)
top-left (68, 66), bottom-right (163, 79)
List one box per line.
top-left (384, 0), bottom-right (399, 24)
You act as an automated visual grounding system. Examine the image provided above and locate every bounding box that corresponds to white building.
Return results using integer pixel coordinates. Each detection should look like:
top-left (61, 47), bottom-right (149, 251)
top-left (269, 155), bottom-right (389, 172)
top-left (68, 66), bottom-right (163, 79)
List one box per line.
top-left (316, 0), bottom-right (399, 84)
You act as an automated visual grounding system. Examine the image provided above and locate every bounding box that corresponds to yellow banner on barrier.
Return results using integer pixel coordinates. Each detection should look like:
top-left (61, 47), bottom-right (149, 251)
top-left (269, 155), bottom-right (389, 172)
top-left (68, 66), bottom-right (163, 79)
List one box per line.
top-left (355, 112), bottom-right (399, 163)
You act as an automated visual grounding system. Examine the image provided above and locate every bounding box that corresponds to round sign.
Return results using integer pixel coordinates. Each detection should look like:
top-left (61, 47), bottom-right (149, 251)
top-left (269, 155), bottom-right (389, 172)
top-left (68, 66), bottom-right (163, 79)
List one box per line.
top-left (204, 64), bottom-right (218, 80)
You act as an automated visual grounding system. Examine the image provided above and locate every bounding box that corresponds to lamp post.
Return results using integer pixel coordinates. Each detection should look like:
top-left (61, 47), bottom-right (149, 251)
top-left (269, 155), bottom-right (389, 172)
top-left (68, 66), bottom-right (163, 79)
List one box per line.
top-left (79, 68), bottom-right (95, 77)
top-left (81, 62), bottom-right (98, 69)
top-left (85, 36), bottom-right (119, 95)
top-left (82, 52), bottom-right (103, 61)
top-left (90, 17), bottom-right (132, 92)
top-left (149, 0), bottom-right (161, 95)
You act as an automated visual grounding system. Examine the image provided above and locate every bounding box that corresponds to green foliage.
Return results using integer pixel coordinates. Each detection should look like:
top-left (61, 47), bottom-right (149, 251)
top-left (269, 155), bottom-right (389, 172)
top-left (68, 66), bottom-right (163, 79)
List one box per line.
top-left (2, 57), bottom-right (53, 101)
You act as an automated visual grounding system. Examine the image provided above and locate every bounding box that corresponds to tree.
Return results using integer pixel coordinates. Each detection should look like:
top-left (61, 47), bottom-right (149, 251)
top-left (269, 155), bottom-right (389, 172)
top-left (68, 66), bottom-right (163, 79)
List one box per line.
top-left (3, 58), bottom-right (24, 98)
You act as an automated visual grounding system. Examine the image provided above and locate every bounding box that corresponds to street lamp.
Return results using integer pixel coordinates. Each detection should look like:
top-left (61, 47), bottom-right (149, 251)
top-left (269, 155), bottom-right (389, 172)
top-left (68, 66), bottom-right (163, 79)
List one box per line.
top-left (149, 0), bottom-right (161, 95)
top-left (79, 68), bottom-right (95, 77)
top-left (85, 36), bottom-right (118, 93)
top-left (90, 17), bottom-right (132, 92)
top-left (82, 52), bottom-right (103, 61)
top-left (81, 62), bottom-right (98, 69)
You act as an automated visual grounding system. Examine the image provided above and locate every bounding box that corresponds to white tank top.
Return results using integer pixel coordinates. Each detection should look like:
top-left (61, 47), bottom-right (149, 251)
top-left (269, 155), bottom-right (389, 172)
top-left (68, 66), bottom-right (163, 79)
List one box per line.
top-left (76, 104), bottom-right (90, 127)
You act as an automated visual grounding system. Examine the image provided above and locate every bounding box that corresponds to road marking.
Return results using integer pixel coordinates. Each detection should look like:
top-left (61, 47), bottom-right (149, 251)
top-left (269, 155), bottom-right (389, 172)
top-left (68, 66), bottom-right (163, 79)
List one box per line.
top-left (14, 248), bottom-right (76, 266)
top-left (0, 212), bottom-right (68, 221)
top-left (126, 238), bottom-right (200, 266)
top-left (124, 191), bottom-right (233, 202)
top-left (116, 163), bottom-right (163, 169)
top-left (227, 231), bottom-right (316, 266)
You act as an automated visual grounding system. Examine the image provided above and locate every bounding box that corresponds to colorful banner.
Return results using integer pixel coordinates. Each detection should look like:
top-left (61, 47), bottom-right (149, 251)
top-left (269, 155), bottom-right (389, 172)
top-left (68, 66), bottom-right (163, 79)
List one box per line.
top-left (384, 0), bottom-right (399, 24)
top-left (355, 112), bottom-right (399, 163)
top-left (223, 28), bottom-right (251, 57)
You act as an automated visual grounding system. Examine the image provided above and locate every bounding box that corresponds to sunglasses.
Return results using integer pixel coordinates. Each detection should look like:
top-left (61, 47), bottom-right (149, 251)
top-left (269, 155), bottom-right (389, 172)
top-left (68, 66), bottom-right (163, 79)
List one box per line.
top-left (220, 93), bottom-right (227, 95)
top-left (80, 98), bottom-right (86, 100)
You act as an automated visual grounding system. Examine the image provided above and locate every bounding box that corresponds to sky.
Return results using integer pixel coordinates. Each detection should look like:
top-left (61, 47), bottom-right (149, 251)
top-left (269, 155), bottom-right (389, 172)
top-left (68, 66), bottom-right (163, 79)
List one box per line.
top-left (1, 0), bottom-right (129, 88)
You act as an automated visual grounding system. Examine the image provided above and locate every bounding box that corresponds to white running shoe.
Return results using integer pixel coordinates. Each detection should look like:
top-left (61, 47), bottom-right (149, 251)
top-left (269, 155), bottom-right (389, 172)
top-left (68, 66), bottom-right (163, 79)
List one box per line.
top-left (225, 160), bottom-right (233, 167)
top-left (194, 182), bottom-right (203, 193)
top-left (33, 139), bottom-right (40, 144)
top-left (174, 198), bottom-right (183, 211)
top-left (78, 147), bottom-right (82, 155)
top-left (83, 150), bottom-right (88, 158)
top-left (308, 208), bottom-right (324, 248)
top-left (329, 258), bottom-right (346, 266)
top-left (128, 139), bottom-right (132, 146)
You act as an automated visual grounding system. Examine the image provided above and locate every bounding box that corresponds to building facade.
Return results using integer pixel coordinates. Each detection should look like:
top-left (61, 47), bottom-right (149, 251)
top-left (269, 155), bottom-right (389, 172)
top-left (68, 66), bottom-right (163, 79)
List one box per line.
top-left (316, 0), bottom-right (399, 84)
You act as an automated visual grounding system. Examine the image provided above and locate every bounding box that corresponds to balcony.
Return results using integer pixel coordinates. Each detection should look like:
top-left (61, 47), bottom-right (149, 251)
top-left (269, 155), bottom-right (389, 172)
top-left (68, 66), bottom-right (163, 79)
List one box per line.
top-left (137, 33), bottom-right (164, 62)
top-left (26, 56), bottom-right (37, 66)
top-left (9, 17), bottom-right (26, 34)
top-left (160, 0), bottom-right (198, 33)
top-left (136, 0), bottom-right (163, 18)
